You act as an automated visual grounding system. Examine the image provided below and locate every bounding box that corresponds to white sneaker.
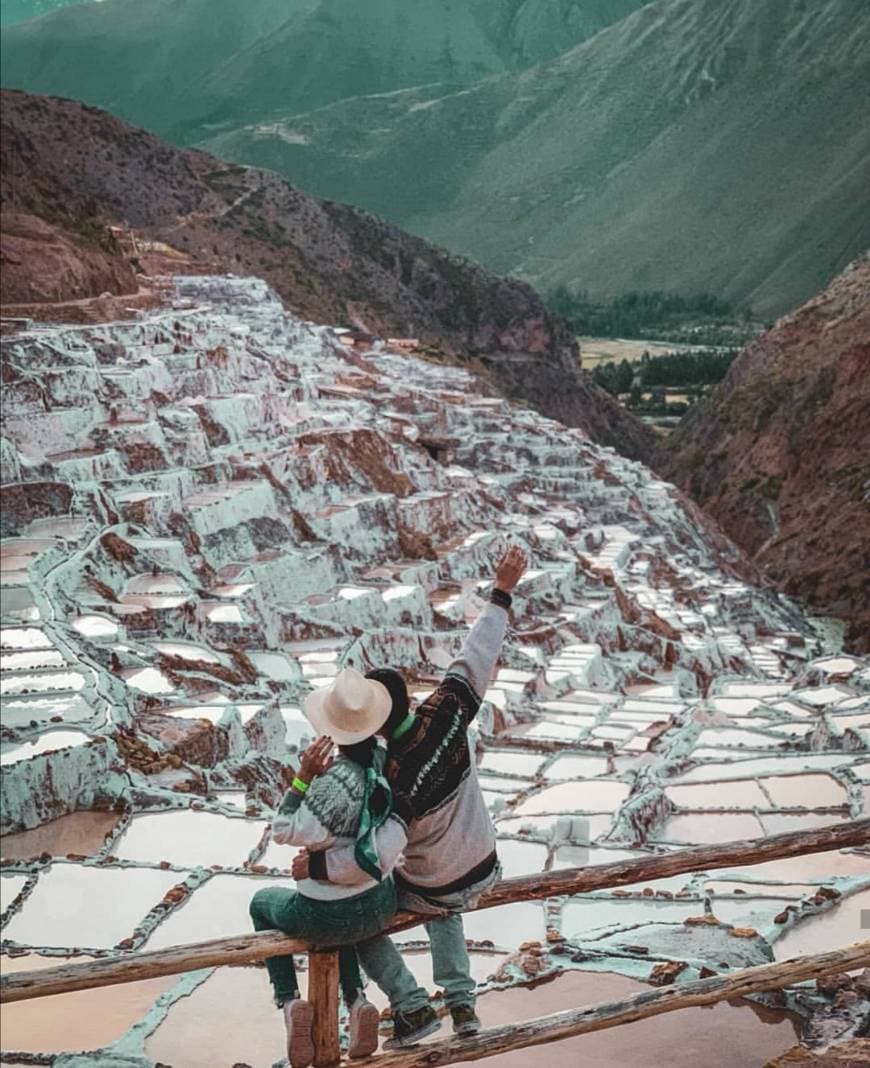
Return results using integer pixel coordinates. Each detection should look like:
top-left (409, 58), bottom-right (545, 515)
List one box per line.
top-left (283, 998), bottom-right (315, 1068)
top-left (348, 994), bottom-right (381, 1059)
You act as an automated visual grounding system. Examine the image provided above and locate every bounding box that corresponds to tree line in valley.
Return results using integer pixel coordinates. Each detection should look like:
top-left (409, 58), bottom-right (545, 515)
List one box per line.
top-left (591, 348), bottom-right (739, 397)
top-left (547, 286), bottom-right (757, 345)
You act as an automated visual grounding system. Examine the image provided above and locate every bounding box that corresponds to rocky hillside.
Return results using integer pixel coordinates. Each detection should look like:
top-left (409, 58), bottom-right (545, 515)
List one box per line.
top-left (195, 0), bottom-right (870, 318)
top-left (0, 0), bottom-right (646, 139)
top-left (664, 257), bottom-right (870, 652)
top-left (0, 89), bottom-right (655, 461)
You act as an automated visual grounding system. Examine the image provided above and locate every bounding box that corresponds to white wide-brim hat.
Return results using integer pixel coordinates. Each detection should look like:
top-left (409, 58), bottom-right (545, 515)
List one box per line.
top-left (303, 667), bottom-right (392, 745)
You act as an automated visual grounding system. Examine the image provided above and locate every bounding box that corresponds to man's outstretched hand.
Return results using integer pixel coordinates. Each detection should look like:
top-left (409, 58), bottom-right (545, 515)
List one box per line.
top-left (494, 545), bottom-right (528, 594)
top-left (292, 848), bottom-right (311, 880)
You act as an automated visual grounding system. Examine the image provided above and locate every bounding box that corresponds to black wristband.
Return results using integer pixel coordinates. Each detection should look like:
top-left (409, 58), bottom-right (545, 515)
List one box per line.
top-left (490, 588), bottom-right (512, 610)
top-left (308, 850), bottom-right (328, 881)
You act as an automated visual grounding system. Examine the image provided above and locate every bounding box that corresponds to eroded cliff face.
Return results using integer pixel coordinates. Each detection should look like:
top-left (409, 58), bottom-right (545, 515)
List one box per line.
top-left (0, 88), bottom-right (655, 462)
top-left (664, 257), bottom-right (870, 652)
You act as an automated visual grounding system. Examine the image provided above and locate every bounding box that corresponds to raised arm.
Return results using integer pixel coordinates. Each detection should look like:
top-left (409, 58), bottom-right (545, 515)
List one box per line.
top-left (443, 545), bottom-right (527, 709)
top-left (271, 736), bottom-right (338, 849)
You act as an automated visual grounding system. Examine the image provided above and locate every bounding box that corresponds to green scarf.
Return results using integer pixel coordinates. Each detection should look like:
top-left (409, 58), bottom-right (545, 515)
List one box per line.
top-left (354, 745), bottom-right (394, 881)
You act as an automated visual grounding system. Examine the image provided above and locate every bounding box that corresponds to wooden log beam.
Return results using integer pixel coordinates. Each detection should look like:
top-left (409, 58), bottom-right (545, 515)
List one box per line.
top-left (366, 940), bottom-right (870, 1067)
top-left (2, 819), bottom-right (867, 1003)
top-left (309, 950), bottom-right (340, 1067)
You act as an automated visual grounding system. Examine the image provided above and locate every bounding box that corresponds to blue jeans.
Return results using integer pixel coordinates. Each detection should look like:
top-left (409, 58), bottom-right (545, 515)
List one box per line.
top-left (356, 863), bottom-right (501, 1014)
top-left (250, 879), bottom-right (397, 1006)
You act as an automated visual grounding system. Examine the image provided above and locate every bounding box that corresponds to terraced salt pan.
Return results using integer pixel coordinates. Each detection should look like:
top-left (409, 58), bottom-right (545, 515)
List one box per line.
top-left (1, 873), bottom-right (29, 913)
top-left (759, 773), bottom-right (848, 808)
top-left (474, 970), bottom-right (798, 1068)
top-left (120, 667), bottom-right (174, 694)
top-left (495, 837), bottom-right (549, 878)
top-left (0, 811), bottom-right (120, 860)
top-left (479, 750), bottom-right (547, 778)
top-left (773, 887), bottom-right (870, 959)
top-left (652, 813), bottom-right (765, 845)
top-left (0, 670), bottom-right (86, 695)
top-left (143, 874), bottom-right (287, 951)
top-left (674, 754), bottom-right (852, 782)
top-left (71, 615), bottom-right (119, 640)
top-left (513, 780), bottom-right (630, 816)
top-left (113, 811), bottom-right (268, 868)
top-left (152, 642), bottom-right (222, 664)
top-left (1, 953), bottom-right (177, 1055)
top-left (458, 900), bottom-right (547, 948)
top-left (2, 864), bottom-right (180, 949)
top-left (664, 780), bottom-right (769, 809)
top-left (497, 813), bottom-right (614, 841)
top-left (543, 754), bottom-right (610, 780)
top-left (562, 897), bottom-right (699, 938)
top-left (1, 693), bottom-right (94, 729)
top-left (759, 812), bottom-right (850, 835)
top-left (0, 729), bottom-right (92, 766)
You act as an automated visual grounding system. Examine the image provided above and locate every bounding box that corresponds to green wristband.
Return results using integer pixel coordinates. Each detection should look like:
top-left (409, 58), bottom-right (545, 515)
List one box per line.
top-left (292, 776), bottom-right (310, 794)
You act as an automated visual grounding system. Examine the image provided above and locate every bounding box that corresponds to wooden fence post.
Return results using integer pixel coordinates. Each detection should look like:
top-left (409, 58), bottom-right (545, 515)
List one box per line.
top-left (309, 949), bottom-right (341, 1067)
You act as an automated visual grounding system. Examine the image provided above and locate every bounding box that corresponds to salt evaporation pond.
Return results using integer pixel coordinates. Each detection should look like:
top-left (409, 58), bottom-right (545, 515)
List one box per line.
top-left (0, 811), bottom-right (120, 860)
top-left (112, 811), bottom-right (268, 868)
top-left (3, 865), bottom-right (181, 949)
top-left (1, 277), bottom-right (866, 1066)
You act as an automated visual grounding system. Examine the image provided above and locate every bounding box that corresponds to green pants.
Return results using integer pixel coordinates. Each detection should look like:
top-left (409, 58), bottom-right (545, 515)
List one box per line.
top-left (249, 879), bottom-right (397, 1006)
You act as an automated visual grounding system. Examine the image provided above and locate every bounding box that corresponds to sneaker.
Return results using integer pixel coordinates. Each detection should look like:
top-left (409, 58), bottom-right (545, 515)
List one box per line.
top-left (348, 994), bottom-right (381, 1059)
top-left (282, 998), bottom-right (315, 1068)
top-left (450, 1004), bottom-right (482, 1037)
top-left (382, 1004), bottom-right (441, 1050)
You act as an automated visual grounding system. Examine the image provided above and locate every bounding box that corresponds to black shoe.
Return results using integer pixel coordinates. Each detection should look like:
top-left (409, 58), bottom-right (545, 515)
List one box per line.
top-left (450, 1004), bottom-right (482, 1037)
top-left (382, 1005), bottom-right (441, 1050)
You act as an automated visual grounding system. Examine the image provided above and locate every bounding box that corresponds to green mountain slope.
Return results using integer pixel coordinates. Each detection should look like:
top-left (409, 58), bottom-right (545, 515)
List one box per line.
top-left (0, 0), bottom-right (646, 139)
top-left (199, 0), bottom-right (870, 317)
top-left (1, 0), bottom-right (84, 26)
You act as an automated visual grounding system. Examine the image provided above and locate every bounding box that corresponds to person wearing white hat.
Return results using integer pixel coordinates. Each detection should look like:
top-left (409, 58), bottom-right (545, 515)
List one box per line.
top-left (292, 545), bottom-right (528, 1049)
top-left (249, 667), bottom-right (398, 1067)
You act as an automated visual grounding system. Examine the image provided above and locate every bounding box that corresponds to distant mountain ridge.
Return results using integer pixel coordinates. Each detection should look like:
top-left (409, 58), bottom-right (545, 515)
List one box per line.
top-left (0, 88), bottom-right (656, 464)
top-left (0, 0), bottom-right (647, 137)
top-left (196, 0), bottom-right (870, 317)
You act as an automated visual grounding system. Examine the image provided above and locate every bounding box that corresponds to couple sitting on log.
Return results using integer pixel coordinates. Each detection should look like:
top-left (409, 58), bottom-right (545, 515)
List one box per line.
top-left (249, 546), bottom-right (528, 1066)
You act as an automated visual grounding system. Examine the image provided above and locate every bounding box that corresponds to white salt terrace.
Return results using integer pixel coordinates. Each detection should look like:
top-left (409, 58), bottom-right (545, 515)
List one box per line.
top-left (0, 275), bottom-right (867, 1065)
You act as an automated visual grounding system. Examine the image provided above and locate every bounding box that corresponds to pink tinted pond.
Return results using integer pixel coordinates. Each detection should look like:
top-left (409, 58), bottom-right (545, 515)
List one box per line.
top-left (1, 864), bottom-right (180, 949)
top-left (773, 887), bottom-right (870, 959)
top-left (0, 811), bottom-right (120, 860)
top-left (479, 750), bottom-right (546, 778)
top-left (651, 812), bottom-right (764, 845)
top-left (759, 773), bottom-right (848, 808)
top-left (495, 838), bottom-right (549, 878)
top-left (112, 810), bottom-right (267, 868)
top-left (513, 780), bottom-right (630, 816)
top-left (142, 874), bottom-right (299, 951)
top-left (1, 953), bottom-right (176, 1055)
top-left (664, 780), bottom-right (768, 809)
top-left (394, 902), bottom-right (547, 951)
top-left (473, 970), bottom-right (798, 1067)
top-left (552, 847), bottom-right (699, 894)
top-left (562, 897), bottom-right (699, 937)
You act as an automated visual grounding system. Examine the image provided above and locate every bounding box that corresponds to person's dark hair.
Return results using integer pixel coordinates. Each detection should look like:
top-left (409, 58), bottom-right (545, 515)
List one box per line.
top-left (365, 668), bottom-right (409, 736)
top-left (339, 737), bottom-right (378, 768)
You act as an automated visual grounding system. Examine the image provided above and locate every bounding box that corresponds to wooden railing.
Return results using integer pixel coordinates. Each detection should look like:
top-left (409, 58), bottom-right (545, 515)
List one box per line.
top-left (2, 820), bottom-right (868, 1066)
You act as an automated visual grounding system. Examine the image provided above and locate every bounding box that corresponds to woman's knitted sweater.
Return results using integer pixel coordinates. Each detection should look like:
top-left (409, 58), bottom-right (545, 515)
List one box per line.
top-left (271, 756), bottom-right (380, 901)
